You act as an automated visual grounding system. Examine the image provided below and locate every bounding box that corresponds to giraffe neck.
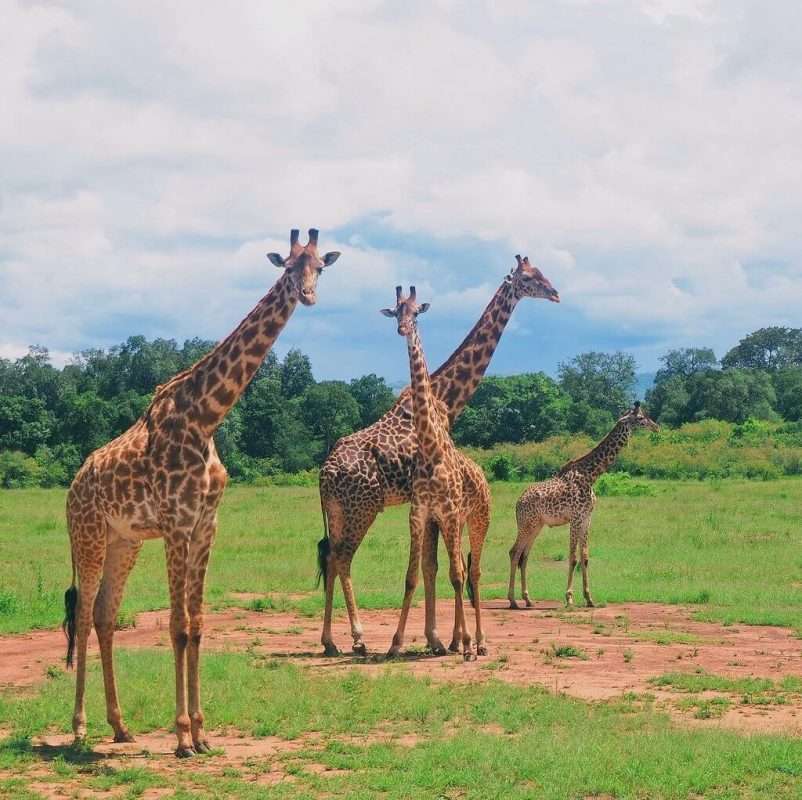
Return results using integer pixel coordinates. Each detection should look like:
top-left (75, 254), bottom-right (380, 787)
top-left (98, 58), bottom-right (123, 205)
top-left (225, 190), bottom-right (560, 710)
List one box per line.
top-left (430, 277), bottom-right (519, 420)
top-left (562, 421), bottom-right (633, 483)
top-left (162, 269), bottom-right (297, 437)
top-left (406, 326), bottom-right (443, 460)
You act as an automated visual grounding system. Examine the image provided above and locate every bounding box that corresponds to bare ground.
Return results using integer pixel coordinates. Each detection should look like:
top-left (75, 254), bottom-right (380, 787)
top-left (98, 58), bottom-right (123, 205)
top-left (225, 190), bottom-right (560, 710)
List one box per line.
top-left (2, 597), bottom-right (801, 738)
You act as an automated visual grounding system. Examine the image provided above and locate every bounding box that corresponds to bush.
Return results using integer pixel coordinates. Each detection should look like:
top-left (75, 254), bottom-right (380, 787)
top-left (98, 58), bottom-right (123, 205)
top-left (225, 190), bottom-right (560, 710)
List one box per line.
top-left (0, 451), bottom-right (42, 488)
top-left (595, 472), bottom-right (655, 497)
top-left (486, 454), bottom-right (519, 482)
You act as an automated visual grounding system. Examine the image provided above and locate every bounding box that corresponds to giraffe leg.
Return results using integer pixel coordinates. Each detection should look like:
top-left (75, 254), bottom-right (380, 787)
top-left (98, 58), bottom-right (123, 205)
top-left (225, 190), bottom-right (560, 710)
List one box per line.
top-left (421, 519), bottom-right (446, 655)
top-left (565, 519), bottom-right (580, 607)
top-left (387, 505), bottom-right (425, 658)
top-left (467, 510), bottom-right (489, 656)
top-left (442, 518), bottom-right (473, 661)
top-left (321, 549), bottom-right (340, 657)
top-left (320, 501), bottom-right (342, 657)
top-left (187, 518), bottom-right (216, 754)
top-left (326, 506), bottom-right (377, 656)
top-left (93, 538), bottom-right (142, 743)
top-left (68, 511), bottom-right (107, 745)
top-left (579, 516), bottom-right (595, 607)
top-left (508, 520), bottom-right (540, 609)
top-left (520, 524), bottom-right (543, 607)
top-left (164, 535), bottom-right (194, 758)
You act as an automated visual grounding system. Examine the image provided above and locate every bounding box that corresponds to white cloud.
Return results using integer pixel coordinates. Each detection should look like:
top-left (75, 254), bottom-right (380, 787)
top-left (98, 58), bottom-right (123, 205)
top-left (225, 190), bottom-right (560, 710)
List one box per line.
top-left (2, 0), bottom-right (802, 374)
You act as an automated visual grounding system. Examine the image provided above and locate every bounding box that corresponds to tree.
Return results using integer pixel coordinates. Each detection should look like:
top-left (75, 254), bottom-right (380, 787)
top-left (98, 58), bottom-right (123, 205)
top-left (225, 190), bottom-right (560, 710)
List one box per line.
top-left (685, 369), bottom-right (777, 423)
top-left (0, 396), bottom-right (53, 453)
top-left (558, 352), bottom-right (637, 418)
top-left (654, 348), bottom-right (717, 384)
top-left (281, 349), bottom-right (314, 398)
top-left (773, 368), bottom-right (802, 422)
top-left (453, 373), bottom-right (569, 447)
top-left (645, 375), bottom-right (691, 426)
top-left (348, 374), bottom-right (396, 428)
top-left (721, 327), bottom-right (802, 371)
top-left (301, 381), bottom-right (361, 456)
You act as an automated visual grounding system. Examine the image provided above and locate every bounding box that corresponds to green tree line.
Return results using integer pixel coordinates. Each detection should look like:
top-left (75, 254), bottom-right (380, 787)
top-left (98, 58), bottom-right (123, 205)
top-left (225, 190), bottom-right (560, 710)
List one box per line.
top-left (1, 327), bottom-right (801, 488)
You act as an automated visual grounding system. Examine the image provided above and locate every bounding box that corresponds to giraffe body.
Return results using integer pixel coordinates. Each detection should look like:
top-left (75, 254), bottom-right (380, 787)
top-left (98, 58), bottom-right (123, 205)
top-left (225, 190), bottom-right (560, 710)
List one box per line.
top-left (381, 286), bottom-right (491, 660)
top-left (64, 230), bottom-right (340, 757)
top-left (319, 257), bottom-right (559, 655)
top-left (508, 404), bottom-right (659, 609)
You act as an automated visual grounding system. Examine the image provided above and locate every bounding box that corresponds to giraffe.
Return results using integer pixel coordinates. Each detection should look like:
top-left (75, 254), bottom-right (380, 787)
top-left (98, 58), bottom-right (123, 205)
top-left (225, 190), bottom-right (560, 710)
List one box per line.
top-left (62, 228), bottom-right (340, 757)
top-left (507, 402), bottom-right (659, 610)
top-left (380, 287), bottom-right (490, 660)
top-left (319, 256), bottom-right (559, 656)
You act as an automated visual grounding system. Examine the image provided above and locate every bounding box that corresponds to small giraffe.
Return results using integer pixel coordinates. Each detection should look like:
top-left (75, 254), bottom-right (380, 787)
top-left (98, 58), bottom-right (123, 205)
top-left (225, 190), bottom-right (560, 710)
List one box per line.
top-left (380, 286), bottom-right (491, 661)
top-left (63, 229), bottom-right (340, 757)
top-left (319, 256), bottom-right (558, 655)
top-left (508, 403), bottom-right (658, 609)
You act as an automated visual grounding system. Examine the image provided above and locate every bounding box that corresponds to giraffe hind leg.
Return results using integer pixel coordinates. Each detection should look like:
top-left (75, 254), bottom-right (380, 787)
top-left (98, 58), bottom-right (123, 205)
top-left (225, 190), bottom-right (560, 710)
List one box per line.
top-left (67, 507), bottom-right (108, 744)
top-left (93, 538), bottom-right (142, 743)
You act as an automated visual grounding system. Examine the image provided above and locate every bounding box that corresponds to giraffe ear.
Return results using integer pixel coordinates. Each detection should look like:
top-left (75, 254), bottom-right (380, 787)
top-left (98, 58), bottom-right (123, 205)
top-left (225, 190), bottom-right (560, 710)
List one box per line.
top-left (379, 308), bottom-right (396, 317)
top-left (322, 251), bottom-right (341, 267)
top-left (418, 303), bottom-right (430, 315)
top-left (267, 253), bottom-right (286, 267)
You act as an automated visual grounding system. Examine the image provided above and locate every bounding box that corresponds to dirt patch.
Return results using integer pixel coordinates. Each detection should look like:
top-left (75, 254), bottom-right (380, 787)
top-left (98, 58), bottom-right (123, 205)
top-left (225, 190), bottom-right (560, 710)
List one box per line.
top-left (1, 600), bottom-right (801, 737)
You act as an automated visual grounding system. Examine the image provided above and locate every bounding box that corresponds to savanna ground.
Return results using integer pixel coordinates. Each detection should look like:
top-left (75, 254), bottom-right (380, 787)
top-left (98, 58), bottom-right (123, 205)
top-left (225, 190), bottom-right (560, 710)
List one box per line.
top-left (0, 479), bottom-right (801, 798)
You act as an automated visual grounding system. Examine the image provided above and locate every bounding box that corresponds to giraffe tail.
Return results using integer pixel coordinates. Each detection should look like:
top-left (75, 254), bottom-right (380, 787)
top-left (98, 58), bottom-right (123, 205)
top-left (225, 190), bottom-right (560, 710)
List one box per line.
top-left (316, 498), bottom-right (330, 590)
top-left (465, 552), bottom-right (476, 609)
top-left (63, 551), bottom-right (78, 669)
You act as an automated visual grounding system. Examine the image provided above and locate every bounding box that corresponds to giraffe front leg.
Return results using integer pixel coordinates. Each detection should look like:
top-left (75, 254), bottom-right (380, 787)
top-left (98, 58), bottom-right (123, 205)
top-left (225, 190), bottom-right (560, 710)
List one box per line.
top-left (422, 519), bottom-right (446, 655)
top-left (443, 519), bottom-right (473, 661)
top-left (93, 539), bottom-right (142, 744)
top-left (387, 506), bottom-right (425, 658)
top-left (565, 521), bottom-right (580, 608)
top-left (164, 536), bottom-right (195, 758)
top-left (187, 523), bottom-right (216, 754)
top-left (580, 517), bottom-right (595, 607)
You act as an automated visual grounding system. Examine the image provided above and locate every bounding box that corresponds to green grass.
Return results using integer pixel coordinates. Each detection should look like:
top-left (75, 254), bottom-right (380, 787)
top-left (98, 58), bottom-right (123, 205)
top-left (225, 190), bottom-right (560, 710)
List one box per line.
top-left (1, 478), bottom-right (802, 635)
top-left (2, 650), bottom-right (802, 798)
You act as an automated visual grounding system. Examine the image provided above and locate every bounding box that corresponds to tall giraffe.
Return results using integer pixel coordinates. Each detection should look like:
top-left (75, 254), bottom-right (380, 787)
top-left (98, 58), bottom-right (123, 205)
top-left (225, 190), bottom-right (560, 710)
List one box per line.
top-left (381, 287), bottom-right (490, 660)
top-left (508, 403), bottom-right (658, 609)
top-left (318, 256), bottom-right (559, 656)
top-left (63, 229), bottom-right (340, 757)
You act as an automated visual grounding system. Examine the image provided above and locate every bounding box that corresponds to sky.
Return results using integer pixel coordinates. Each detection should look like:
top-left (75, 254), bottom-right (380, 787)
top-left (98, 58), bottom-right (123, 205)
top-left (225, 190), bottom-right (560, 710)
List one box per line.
top-left (2, 1), bottom-right (802, 385)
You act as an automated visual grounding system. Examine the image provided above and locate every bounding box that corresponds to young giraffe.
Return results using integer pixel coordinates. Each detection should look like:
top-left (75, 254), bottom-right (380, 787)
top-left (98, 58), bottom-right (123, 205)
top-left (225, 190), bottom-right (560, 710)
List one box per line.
top-left (380, 286), bottom-right (491, 661)
top-left (319, 256), bottom-right (559, 655)
top-left (507, 402), bottom-right (659, 609)
top-left (63, 229), bottom-right (340, 757)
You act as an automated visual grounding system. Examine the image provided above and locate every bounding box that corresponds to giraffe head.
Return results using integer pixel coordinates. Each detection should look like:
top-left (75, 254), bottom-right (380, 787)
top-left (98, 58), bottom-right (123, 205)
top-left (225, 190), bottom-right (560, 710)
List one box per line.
top-left (267, 228), bottom-right (340, 306)
top-left (507, 255), bottom-right (560, 303)
top-left (380, 285), bottom-right (430, 336)
top-left (619, 401), bottom-right (659, 432)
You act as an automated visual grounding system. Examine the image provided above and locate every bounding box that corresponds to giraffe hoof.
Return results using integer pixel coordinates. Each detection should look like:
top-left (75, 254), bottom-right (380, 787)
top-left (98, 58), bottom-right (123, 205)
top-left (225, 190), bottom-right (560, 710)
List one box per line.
top-left (113, 731), bottom-right (135, 744)
top-left (509, 600), bottom-right (519, 610)
top-left (448, 640), bottom-right (460, 654)
top-left (477, 645), bottom-right (488, 657)
top-left (193, 740), bottom-right (213, 754)
top-left (463, 651), bottom-right (477, 662)
top-left (352, 642), bottom-right (368, 657)
top-left (525, 599), bottom-right (533, 608)
top-left (429, 642), bottom-right (447, 656)
top-left (175, 746), bottom-right (197, 759)
top-left (586, 600), bottom-right (596, 608)
top-left (322, 643), bottom-right (341, 657)
top-left (385, 646), bottom-right (401, 659)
